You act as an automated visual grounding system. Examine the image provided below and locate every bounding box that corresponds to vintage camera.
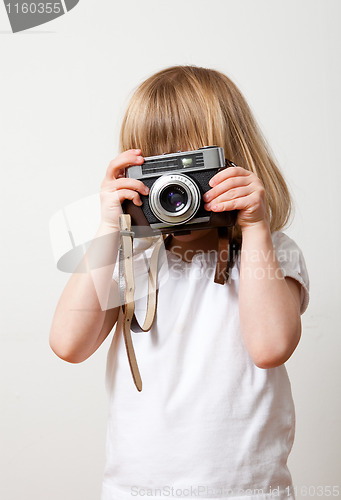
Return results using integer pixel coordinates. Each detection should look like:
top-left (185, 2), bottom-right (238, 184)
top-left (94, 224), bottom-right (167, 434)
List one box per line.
top-left (124, 146), bottom-right (238, 236)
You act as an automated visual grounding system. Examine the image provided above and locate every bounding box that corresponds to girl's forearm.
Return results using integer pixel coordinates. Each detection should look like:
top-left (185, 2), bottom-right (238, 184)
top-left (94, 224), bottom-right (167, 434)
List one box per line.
top-left (238, 221), bottom-right (301, 368)
top-left (49, 222), bottom-right (121, 362)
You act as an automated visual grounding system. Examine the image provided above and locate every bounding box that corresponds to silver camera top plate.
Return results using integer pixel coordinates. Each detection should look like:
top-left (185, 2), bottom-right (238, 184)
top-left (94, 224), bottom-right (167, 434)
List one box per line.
top-left (126, 146), bottom-right (225, 180)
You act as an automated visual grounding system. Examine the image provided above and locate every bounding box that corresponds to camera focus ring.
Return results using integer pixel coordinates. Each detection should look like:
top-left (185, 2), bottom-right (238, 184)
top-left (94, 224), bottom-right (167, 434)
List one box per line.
top-left (149, 174), bottom-right (201, 225)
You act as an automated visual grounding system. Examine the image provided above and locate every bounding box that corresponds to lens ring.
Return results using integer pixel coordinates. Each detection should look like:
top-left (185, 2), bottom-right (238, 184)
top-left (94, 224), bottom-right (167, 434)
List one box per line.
top-left (149, 174), bottom-right (201, 224)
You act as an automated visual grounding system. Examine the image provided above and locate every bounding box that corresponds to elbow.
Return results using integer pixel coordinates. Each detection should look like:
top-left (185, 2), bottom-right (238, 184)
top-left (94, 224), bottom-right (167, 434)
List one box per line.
top-left (50, 347), bottom-right (83, 364)
top-left (250, 323), bottom-right (302, 370)
top-left (49, 331), bottom-right (86, 364)
top-left (253, 353), bottom-right (289, 370)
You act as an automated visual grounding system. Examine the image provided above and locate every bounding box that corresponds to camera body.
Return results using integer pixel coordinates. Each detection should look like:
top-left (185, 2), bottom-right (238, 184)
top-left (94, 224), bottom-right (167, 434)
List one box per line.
top-left (124, 146), bottom-right (237, 236)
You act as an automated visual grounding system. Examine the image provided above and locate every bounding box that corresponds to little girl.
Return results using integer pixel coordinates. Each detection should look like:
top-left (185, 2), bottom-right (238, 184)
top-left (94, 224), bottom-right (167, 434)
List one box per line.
top-left (50, 65), bottom-right (309, 500)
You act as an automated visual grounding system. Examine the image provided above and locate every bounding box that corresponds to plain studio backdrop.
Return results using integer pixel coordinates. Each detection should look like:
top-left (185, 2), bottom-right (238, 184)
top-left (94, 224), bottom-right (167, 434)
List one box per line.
top-left (0, 1), bottom-right (340, 499)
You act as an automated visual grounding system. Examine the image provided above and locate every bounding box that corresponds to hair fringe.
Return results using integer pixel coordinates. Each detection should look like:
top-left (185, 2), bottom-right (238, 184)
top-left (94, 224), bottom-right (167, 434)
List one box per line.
top-left (119, 65), bottom-right (292, 239)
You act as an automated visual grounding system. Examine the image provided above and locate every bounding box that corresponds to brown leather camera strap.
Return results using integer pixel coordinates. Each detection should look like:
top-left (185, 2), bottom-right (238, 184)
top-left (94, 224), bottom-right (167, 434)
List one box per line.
top-left (214, 226), bottom-right (232, 285)
top-left (118, 215), bottom-right (234, 391)
top-left (118, 214), bottom-right (164, 392)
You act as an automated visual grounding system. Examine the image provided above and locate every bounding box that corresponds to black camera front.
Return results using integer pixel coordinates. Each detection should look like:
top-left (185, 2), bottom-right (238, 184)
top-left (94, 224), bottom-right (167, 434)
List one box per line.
top-left (125, 146), bottom-right (237, 235)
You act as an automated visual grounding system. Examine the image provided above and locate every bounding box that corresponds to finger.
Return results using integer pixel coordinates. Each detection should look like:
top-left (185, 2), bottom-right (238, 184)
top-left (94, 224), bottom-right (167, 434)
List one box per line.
top-left (112, 178), bottom-right (149, 195)
top-left (106, 149), bottom-right (144, 180)
top-left (209, 166), bottom-right (251, 187)
top-left (204, 186), bottom-right (251, 210)
top-left (207, 192), bottom-right (256, 212)
top-left (203, 176), bottom-right (251, 203)
top-left (111, 188), bottom-right (144, 207)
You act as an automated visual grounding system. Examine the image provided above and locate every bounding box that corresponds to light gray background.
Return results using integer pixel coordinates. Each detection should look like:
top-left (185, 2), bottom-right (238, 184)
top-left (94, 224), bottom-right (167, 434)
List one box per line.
top-left (1, 1), bottom-right (340, 499)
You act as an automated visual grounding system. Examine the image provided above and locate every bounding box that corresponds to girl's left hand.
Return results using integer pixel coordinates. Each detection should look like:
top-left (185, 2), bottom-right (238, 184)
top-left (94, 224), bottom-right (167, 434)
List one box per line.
top-left (203, 165), bottom-right (268, 230)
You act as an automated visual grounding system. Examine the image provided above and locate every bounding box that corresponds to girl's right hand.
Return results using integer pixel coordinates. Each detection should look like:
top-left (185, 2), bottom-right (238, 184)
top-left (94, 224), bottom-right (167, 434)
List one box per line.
top-left (100, 149), bottom-right (149, 229)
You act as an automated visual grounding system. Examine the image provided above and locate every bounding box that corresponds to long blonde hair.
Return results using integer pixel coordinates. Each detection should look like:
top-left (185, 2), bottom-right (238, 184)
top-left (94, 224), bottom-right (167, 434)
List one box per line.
top-left (119, 65), bottom-right (292, 240)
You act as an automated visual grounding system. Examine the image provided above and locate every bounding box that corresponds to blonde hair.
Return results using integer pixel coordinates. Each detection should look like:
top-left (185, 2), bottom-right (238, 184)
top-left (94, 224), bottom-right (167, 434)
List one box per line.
top-left (119, 65), bottom-right (292, 240)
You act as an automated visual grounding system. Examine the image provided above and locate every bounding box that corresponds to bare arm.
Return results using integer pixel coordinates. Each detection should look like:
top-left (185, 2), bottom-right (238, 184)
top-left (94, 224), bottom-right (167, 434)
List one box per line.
top-left (203, 164), bottom-right (302, 368)
top-left (238, 221), bottom-right (301, 368)
top-left (49, 222), bottom-right (121, 363)
top-left (49, 149), bottom-right (149, 363)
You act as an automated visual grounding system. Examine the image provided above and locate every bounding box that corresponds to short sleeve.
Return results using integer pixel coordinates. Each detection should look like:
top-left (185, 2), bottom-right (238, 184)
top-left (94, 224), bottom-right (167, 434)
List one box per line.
top-left (271, 231), bottom-right (310, 314)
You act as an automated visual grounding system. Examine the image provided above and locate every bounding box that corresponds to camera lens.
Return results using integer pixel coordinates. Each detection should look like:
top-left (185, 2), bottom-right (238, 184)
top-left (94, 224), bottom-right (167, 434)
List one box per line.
top-left (160, 185), bottom-right (188, 213)
top-left (149, 173), bottom-right (200, 225)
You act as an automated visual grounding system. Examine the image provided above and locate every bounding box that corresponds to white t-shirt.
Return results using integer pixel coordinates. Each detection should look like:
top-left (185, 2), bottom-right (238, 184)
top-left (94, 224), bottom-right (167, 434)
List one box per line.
top-left (101, 231), bottom-right (309, 500)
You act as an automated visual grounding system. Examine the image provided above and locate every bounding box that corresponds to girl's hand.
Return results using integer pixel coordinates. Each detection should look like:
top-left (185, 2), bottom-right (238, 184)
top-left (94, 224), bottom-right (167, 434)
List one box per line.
top-left (203, 165), bottom-right (268, 231)
top-left (100, 149), bottom-right (149, 228)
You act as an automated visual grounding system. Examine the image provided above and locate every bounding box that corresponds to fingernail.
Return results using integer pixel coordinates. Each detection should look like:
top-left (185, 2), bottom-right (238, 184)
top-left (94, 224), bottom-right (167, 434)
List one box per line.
top-left (203, 193), bottom-right (209, 201)
top-left (209, 180), bottom-right (215, 187)
top-left (143, 187), bottom-right (149, 194)
top-left (134, 149), bottom-right (141, 153)
top-left (137, 156), bottom-right (143, 162)
top-left (205, 203), bottom-right (211, 210)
